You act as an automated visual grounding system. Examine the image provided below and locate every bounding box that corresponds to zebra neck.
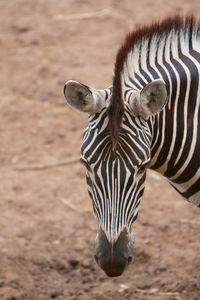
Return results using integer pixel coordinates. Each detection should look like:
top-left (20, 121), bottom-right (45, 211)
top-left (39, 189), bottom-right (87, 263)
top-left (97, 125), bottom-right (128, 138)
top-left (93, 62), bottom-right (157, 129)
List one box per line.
top-left (149, 80), bottom-right (200, 205)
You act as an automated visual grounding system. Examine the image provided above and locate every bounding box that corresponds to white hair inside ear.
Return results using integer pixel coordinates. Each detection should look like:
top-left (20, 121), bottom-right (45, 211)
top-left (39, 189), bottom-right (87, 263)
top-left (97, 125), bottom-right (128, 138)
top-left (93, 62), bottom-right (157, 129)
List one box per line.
top-left (64, 80), bottom-right (105, 114)
top-left (130, 79), bottom-right (168, 119)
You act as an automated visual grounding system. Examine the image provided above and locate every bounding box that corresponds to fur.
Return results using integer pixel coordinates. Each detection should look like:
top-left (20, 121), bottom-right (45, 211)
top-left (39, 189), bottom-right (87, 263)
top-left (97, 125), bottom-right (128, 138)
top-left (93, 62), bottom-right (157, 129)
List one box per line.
top-left (107, 15), bottom-right (199, 147)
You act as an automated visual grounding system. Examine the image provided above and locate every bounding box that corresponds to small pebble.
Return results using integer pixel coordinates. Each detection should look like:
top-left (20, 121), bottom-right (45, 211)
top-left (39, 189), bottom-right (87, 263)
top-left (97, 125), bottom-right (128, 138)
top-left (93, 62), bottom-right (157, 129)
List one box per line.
top-left (118, 283), bottom-right (129, 294)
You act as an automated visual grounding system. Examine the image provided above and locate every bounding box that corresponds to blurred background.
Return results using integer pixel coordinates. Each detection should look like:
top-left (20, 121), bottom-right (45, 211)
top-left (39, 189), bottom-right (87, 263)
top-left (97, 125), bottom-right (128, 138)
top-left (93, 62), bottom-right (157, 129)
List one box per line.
top-left (0, 1), bottom-right (199, 299)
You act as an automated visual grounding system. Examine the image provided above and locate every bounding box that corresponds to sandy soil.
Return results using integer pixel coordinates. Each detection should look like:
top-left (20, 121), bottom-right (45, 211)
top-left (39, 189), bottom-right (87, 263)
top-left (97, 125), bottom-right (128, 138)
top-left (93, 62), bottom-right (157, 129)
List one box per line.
top-left (0, 0), bottom-right (199, 299)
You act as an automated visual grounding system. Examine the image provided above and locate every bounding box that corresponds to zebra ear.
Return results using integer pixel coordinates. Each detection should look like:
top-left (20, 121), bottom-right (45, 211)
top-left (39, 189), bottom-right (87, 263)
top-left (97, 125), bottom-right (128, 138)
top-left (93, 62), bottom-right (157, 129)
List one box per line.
top-left (64, 80), bottom-right (105, 114)
top-left (131, 80), bottom-right (168, 119)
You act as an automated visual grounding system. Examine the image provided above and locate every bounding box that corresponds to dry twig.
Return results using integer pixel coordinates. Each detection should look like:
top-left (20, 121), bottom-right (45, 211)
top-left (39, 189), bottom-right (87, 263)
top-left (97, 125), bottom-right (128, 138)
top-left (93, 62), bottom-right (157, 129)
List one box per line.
top-left (180, 219), bottom-right (200, 225)
top-left (60, 197), bottom-right (91, 213)
top-left (53, 8), bottom-right (124, 21)
top-left (136, 288), bottom-right (180, 296)
top-left (13, 157), bottom-right (80, 171)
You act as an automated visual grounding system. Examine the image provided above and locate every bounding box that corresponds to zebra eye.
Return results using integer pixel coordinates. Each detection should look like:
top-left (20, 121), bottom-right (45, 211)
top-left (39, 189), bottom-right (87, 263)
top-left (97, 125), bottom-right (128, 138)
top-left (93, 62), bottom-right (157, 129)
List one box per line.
top-left (80, 158), bottom-right (87, 166)
top-left (80, 158), bottom-right (91, 171)
top-left (138, 163), bottom-right (147, 174)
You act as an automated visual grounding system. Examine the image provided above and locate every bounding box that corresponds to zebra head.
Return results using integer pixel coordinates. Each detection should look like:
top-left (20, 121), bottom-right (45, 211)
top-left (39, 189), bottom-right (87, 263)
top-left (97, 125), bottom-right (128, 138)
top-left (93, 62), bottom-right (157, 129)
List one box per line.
top-left (64, 79), bottom-right (167, 277)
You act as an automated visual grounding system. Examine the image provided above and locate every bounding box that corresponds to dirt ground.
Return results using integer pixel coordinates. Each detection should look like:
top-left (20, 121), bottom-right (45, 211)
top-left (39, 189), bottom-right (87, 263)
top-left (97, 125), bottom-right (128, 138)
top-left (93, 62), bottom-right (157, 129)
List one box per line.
top-left (0, 0), bottom-right (200, 299)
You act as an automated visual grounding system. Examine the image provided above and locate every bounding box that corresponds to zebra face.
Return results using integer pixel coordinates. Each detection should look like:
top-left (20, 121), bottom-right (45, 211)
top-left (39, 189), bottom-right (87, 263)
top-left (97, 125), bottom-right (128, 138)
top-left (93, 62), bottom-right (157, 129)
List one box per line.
top-left (64, 79), bottom-right (167, 277)
top-left (80, 107), bottom-right (151, 276)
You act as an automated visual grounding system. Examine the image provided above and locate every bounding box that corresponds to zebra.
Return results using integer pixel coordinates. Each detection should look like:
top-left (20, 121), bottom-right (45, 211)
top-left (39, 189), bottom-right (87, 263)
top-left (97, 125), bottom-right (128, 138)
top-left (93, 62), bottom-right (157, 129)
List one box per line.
top-left (64, 16), bottom-right (200, 277)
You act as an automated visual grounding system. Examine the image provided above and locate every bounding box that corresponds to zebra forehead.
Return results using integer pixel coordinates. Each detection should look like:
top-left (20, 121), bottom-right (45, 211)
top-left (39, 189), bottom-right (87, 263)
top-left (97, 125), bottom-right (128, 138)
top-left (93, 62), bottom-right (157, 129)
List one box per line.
top-left (107, 15), bottom-right (199, 149)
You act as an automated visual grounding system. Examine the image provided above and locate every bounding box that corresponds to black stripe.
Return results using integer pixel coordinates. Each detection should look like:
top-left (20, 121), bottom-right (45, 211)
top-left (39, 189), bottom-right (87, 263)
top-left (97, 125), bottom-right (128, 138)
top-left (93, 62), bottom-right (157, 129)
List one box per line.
top-left (182, 178), bottom-right (200, 199)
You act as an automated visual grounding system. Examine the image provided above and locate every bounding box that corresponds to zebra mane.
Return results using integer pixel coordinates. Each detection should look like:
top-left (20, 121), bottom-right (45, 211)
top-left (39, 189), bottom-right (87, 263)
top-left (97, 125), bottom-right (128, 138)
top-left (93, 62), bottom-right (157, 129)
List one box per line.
top-left (107, 15), bottom-right (200, 148)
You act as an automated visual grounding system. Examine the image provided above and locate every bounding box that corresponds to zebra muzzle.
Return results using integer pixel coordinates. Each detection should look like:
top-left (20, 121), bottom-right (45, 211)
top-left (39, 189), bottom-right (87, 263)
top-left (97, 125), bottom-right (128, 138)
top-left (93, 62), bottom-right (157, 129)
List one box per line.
top-left (94, 228), bottom-right (133, 277)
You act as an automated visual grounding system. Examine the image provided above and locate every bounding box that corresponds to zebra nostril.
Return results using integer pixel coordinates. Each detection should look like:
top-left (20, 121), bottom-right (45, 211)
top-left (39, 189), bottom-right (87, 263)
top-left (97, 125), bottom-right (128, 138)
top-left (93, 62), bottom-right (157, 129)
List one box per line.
top-left (127, 256), bottom-right (133, 265)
